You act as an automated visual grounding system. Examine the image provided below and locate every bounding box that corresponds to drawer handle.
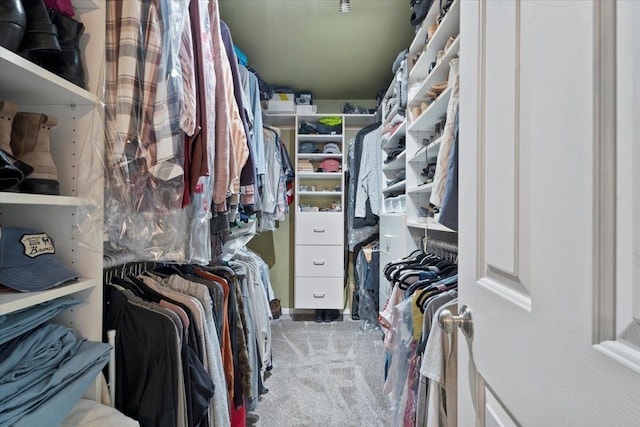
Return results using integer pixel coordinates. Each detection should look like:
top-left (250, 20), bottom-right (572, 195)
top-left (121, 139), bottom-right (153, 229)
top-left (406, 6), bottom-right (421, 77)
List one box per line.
top-left (313, 293), bottom-right (325, 298)
top-left (313, 228), bottom-right (326, 233)
top-left (313, 260), bottom-right (325, 266)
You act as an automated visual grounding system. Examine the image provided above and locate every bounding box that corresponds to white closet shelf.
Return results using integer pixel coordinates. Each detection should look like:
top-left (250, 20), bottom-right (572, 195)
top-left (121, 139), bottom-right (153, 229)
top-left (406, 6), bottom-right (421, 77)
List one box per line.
top-left (383, 104), bottom-right (401, 127)
top-left (0, 192), bottom-right (98, 207)
top-left (409, 36), bottom-right (459, 101)
top-left (383, 180), bottom-right (406, 194)
top-left (297, 135), bottom-right (343, 143)
top-left (410, 0), bottom-right (460, 81)
top-left (0, 278), bottom-right (96, 316)
top-left (408, 136), bottom-right (442, 163)
top-left (383, 150), bottom-right (407, 172)
top-left (382, 121), bottom-right (406, 149)
top-left (297, 153), bottom-right (343, 160)
top-left (428, 222), bottom-right (456, 232)
top-left (298, 191), bottom-right (342, 196)
top-left (409, 86), bottom-right (452, 132)
top-left (408, 2), bottom-right (441, 57)
top-left (407, 221), bottom-right (428, 229)
top-left (407, 182), bottom-right (434, 194)
top-left (0, 47), bottom-right (100, 106)
top-left (297, 172), bottom-right (342, 179)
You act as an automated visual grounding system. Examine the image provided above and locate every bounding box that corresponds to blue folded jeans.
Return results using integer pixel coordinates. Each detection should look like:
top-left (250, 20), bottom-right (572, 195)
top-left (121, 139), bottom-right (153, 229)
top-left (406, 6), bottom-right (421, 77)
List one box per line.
top-left (0, 297), bottom-right (80, 345)
top-left (0, 324), bottom-right (111, 426)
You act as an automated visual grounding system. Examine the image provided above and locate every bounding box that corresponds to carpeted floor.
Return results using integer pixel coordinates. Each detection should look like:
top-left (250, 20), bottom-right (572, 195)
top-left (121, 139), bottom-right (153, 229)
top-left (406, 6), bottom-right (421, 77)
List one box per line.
top-left (248, 316), bottom-right (389, 427)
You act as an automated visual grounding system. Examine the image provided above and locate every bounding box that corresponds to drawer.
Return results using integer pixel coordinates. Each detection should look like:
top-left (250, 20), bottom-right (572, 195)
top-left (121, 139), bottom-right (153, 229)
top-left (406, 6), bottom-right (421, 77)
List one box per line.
top-left (294, 277), bottom-right (344, 309)
top-left (296, 212), bottom-right (343, 245)
top-left (379, 213), bottom-right (406, 260)
top-left (295, 245), bottom-right (344, 277)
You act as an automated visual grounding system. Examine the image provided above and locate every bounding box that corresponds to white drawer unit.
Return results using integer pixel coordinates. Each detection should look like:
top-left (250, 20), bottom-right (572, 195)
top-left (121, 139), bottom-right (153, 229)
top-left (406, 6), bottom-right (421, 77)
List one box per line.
top-left (294, 277), bottom-right (344, 309)
top-left (295, 245), bottom-right (344, 277)
top-left (295, 212), bottom-right (344, 245)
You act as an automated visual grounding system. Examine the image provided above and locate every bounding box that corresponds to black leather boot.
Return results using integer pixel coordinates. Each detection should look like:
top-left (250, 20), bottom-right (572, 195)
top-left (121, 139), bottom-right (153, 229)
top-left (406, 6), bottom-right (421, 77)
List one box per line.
top-left (17, 0), bottom-right (60, 54)
top-left (323, 309), bottom-right (340, 323)
top-left (35, 9), bottom-right (86, 89)
top-left (0, 0), bottom-right (27, 52)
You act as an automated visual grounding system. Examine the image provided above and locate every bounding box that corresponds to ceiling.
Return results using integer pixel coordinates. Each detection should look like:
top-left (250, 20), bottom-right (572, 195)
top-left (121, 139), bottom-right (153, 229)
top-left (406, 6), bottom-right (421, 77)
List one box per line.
top-left (218, 0), bottom-right (415, 101)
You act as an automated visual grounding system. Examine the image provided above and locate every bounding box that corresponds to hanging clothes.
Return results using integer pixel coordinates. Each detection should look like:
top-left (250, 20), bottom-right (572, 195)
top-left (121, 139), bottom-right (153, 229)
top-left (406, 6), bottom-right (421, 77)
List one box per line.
top-left (430, 58), bottom-right (459, 208)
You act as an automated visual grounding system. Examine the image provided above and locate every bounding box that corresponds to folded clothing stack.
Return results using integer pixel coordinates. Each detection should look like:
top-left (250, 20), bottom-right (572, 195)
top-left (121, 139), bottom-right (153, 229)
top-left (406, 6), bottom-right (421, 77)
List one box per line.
top-left (298, 159), bottom-right (314, 172)
top-left (0, 297), bottom-right (112, 426)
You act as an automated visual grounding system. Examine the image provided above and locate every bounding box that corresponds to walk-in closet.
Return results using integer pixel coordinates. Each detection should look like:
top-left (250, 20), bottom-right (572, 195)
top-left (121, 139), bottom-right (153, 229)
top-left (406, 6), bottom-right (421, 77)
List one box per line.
top-left (1, 0), bottom-right (640, 426)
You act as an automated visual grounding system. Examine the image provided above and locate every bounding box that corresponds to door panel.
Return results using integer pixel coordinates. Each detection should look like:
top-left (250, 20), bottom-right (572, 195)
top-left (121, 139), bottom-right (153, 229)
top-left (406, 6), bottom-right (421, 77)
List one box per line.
top-left (483, 0), bottom-right (518, 278)
top-left (484, 388), bottom-right (517, 427)
top-left (459, 1), bottom-right (640, 425)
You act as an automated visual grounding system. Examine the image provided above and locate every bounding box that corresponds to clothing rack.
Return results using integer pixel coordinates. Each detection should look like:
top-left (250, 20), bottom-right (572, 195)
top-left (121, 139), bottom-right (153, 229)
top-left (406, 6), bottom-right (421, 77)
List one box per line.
top-left (426, 238), bottom-right (458, 263)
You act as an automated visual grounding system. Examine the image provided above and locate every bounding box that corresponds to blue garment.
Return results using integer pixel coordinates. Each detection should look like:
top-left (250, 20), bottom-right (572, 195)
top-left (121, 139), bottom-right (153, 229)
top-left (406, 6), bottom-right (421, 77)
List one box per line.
top-left (0, 324), bottom-right (78, 389)
top-left (11, 347), bottom-right (109, 427)
top-left (0, 297), bottom-right (80, 345)
top-left (0, 326), bottom-right (110, 426)
top-left (419, 270), bottom-right (438, 281)
top-left (239, 65), bottom-right (265, 177)
top-left (439, 114), bottom-right (459, 231)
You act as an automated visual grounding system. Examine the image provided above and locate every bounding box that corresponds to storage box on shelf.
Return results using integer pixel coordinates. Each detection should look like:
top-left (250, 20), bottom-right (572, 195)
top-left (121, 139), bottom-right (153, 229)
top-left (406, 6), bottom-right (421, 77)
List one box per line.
top-left (0, 1), bottom-right (105, 401)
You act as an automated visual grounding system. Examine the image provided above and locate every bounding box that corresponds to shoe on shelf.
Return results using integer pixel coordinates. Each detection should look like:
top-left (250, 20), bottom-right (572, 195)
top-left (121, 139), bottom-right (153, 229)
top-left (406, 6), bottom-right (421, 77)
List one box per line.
top-left (0, 0), bottom-right (27, 52)
top-left (0, 149), bottom-right (34, 191)
top-left (314, 309), bottom-right (325, 323)
top-left (31, 9), bottom-right (86, 89)
top-left (10, 112), bottom-right (60, 195)
top-left (18, 0), bottom-right (61, 54)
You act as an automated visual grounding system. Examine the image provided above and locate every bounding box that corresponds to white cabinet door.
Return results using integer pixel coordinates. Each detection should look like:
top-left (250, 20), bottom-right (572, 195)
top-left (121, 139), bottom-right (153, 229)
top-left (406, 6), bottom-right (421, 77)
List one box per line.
top-left (458, 1), bottom-right (640, 425)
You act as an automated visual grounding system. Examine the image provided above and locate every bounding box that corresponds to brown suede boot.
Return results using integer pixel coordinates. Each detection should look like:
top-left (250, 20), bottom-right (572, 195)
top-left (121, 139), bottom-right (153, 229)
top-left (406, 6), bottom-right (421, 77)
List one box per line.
top-left (10, 112), bottom-right (60, 195)
top-left (0, 100), bottom-right (18, 154)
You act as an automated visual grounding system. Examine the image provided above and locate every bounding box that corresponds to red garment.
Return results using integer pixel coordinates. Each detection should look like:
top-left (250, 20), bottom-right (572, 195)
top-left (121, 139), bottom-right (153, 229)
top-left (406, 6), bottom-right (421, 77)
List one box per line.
top-left (44, 0), bottom-right (74, 17)
top-left (230, 399), bottom-right (246, 427)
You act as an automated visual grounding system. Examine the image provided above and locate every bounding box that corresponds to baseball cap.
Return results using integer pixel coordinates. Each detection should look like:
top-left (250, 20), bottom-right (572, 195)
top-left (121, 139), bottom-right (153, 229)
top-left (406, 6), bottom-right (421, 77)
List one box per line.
top-left (299, 142), bottom-right (319, 153)
top-left (0, 226), bottom-right (79, 292)
top-left (323, 143), bottom-right (341, 154)
top-left (318, 159), bottom-right (341, 173)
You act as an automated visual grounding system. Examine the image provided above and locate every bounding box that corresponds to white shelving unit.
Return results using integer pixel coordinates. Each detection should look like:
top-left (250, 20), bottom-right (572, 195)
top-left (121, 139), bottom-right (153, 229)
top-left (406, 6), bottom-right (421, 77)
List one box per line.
top-left (294, 115), bottom-right (346, 310)
top-left (0, 1), bottom-right (105, 403)
top-left (403, 0), bottom-right (460, 251)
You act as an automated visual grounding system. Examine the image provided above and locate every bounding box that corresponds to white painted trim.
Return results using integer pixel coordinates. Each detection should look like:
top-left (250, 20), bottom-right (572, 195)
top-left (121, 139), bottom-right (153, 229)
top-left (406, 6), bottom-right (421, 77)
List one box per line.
top-left (477, 277), bottom-right (532, 312)
top-left (595, 341), bottom-right (640, 374)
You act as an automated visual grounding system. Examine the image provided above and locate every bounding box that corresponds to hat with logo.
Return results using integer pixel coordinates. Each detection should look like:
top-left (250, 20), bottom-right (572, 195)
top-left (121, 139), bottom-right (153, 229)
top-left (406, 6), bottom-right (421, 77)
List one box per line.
top-left (323, 143), bottom-right (341, 154)
top-left (0, 226), bottom-right (79, 292)
top-left (318, 159), bottom-right (341, 173)
top-left (299, 142), bottom-right (319, 154)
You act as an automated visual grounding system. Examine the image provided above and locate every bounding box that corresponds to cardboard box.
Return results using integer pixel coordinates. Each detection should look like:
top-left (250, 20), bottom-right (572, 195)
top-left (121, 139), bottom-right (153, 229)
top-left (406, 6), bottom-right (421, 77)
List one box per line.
top-left (266, 100), bottom-right (295, 112)
top-left (266, 92), bottom-right (296, 112)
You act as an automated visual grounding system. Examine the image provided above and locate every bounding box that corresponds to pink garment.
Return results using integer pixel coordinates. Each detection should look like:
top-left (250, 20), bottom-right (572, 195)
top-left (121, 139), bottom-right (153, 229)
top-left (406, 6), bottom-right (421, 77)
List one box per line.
top-left (44, 0), bottom-right (74, 17)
